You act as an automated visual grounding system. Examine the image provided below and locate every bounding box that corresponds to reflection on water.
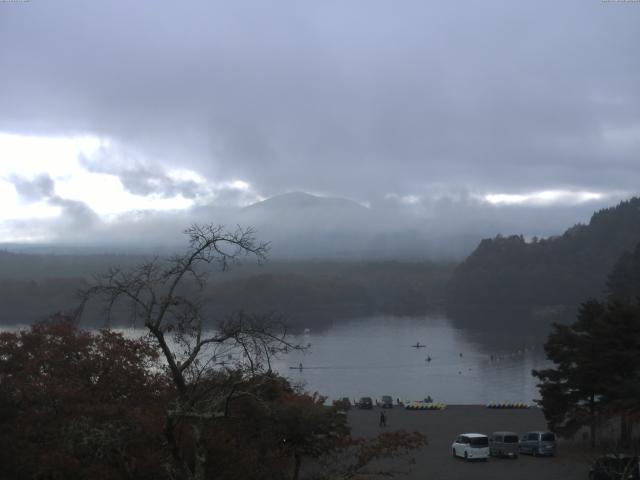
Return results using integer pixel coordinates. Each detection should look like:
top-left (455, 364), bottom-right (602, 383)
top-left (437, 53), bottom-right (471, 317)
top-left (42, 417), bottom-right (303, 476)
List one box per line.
top-left (272, 314), bottom-right (552, 404)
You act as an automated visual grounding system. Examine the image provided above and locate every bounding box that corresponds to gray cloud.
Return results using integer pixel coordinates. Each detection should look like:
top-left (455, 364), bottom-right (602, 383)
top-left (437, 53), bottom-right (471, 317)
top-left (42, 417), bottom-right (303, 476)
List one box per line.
top-left (79, 148), bottom-right (203, 199)
top-left (48, 195), bottom-right (100, 230)
top-left (5, 173), bottom-right (100, 239)
top-left (9, 174), bottom-right (55, 202)
top-left (0, 0), bottom-right (638, 247)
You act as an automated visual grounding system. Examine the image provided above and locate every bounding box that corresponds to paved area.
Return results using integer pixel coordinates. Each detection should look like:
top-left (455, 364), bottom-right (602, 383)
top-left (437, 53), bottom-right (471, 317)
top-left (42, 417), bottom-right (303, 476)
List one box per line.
top-left (348, 405), bottom-right (589, 480)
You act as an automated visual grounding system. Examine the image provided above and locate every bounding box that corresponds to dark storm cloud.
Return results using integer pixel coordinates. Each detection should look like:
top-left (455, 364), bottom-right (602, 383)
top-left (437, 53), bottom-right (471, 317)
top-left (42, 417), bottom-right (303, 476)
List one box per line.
top-left (0, 0), bottom-right (638, 241)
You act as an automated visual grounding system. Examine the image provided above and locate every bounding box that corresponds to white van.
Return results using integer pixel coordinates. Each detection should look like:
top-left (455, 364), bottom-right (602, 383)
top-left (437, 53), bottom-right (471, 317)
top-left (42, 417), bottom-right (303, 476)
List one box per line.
top-left (452, 433), bottom-right (490, 461)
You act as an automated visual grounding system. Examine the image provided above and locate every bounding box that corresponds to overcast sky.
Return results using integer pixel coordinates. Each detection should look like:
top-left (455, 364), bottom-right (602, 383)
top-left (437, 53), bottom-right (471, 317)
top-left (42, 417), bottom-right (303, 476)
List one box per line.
top-left (0, 0), bottom-right (639, 245)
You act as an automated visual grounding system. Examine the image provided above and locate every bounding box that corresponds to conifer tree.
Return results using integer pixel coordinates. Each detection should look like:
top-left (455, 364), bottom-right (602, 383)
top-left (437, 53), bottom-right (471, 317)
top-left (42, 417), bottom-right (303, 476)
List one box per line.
top-left (534, 300), bottom-right (640, 447)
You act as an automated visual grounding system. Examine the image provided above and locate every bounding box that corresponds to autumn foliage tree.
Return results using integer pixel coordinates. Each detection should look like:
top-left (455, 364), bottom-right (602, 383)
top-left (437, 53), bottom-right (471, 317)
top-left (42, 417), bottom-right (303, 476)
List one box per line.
top-left (0, 315), bottom-right (425, 479)
top-left (0, 315), bottom-right (168, 480)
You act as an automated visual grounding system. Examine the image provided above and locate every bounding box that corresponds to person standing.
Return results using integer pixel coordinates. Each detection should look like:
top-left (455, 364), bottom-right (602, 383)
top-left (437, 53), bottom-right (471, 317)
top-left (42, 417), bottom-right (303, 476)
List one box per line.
top-left (379, 410), bottom-right (386, 427)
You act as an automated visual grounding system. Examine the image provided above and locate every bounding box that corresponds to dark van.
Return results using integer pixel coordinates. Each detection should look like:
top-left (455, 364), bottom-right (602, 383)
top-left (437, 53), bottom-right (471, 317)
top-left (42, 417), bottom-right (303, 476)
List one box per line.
top-left (357, 397), bottom-right (373, 409)
top-left (381, 395), bottom-right (393, 409)
top-left (489, 431), bottom-right (519, 458)
top-left (519, 431), bottom-right (556, 457)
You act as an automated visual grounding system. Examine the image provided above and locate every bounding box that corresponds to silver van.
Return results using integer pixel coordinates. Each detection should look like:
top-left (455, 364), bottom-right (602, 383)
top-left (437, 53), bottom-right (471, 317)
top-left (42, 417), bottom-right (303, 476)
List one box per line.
top-left (489, 431), bottom-right (519, 458)
top-left (519, 431), bottom-right (556, 457)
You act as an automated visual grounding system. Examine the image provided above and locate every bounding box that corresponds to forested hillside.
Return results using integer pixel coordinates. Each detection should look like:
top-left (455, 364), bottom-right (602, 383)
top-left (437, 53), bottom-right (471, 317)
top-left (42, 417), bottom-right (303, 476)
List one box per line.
top-left (0, 253), bottom-right (453, 327)
top-left (607, 242), bottom-right (640, 304)
top-left (447, 198), bottom-right (640, 306)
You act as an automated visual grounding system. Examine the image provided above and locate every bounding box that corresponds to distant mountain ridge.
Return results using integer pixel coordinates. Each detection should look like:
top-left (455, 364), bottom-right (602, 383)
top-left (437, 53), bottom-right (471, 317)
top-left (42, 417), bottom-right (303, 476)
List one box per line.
top-left (238, 191), bottom-right (480, 259)
top-left (2, 190), bottom-right (616, 261)
top-left (244, 191), bottom-right (369, 212)
top-left (447, 197), bottom-right (640, 306)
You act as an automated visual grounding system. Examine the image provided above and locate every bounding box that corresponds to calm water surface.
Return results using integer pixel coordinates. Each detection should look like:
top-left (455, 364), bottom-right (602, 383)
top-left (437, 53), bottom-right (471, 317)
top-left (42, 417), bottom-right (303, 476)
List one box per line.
top-left (3, 313), bottom-right (552, 405)
top-left (271, 314), bottom-right (551, 405)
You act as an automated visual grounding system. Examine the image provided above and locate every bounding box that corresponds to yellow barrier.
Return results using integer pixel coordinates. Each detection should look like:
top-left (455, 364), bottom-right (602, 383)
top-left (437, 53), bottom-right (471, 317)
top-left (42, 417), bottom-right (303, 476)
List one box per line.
top-left (405, 401), bottom-right (447, 410)
top-left (486, 402), bottom-right (529, 409)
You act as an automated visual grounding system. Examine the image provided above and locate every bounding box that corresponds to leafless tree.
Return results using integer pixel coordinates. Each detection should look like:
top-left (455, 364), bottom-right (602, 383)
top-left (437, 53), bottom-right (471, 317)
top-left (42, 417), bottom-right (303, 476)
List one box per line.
top-left (78, 224), bottom-right (303, 480)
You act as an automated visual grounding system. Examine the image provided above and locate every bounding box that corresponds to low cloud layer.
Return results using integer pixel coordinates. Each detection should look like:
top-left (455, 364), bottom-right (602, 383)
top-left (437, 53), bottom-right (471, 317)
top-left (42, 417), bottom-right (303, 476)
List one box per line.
top-left (0, 1), bottom-right (638, 251)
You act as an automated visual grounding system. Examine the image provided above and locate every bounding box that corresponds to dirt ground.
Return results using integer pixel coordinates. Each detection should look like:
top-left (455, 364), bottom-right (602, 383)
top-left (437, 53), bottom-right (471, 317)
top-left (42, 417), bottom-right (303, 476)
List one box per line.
top-left (347, 405), bottom-right (590, 480)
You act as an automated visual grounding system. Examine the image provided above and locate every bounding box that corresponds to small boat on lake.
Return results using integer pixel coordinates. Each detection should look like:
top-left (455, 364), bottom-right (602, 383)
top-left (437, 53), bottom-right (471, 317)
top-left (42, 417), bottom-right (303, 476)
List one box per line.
top-left (411, 342), bottom-right (426, 348)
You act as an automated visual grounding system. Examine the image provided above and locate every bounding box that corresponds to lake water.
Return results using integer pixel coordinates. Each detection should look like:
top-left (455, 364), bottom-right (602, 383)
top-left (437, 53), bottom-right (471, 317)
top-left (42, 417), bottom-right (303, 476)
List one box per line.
top-left (271, 314), bottom-right (551, 405)
top-left (2, 312), bottom-right (554, 405)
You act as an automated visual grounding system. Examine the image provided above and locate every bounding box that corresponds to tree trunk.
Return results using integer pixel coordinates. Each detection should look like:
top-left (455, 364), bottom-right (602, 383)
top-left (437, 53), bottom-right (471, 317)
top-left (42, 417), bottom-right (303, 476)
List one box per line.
top-left (589, 396), bottom-right (597, 449)
top-left (164, 414), bottom-right (194, 480)
top-left (192, 423), bottom-right (207, 480)
top-left (620, 414), bottom-right (631, 447)
top-left (292, 452), bottom-right (301, 480)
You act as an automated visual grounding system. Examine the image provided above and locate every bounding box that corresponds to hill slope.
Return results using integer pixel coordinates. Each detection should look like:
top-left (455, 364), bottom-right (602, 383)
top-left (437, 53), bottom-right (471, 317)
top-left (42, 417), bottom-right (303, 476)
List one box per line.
top-left (447, 197), bottom-right (640, 306)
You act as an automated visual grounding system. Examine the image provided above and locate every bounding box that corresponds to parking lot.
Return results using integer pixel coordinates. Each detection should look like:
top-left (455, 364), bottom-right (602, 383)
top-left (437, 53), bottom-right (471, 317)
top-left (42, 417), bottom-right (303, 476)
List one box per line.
top-left (348, 405), bottom-right (589, 480)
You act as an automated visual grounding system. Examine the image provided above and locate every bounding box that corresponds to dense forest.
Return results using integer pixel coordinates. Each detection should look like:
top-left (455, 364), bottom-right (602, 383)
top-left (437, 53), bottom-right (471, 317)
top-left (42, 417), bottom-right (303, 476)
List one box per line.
top-left (447, 197), bottom-right (640, 307)
top-left (0, 252), bottom-right (454, 328)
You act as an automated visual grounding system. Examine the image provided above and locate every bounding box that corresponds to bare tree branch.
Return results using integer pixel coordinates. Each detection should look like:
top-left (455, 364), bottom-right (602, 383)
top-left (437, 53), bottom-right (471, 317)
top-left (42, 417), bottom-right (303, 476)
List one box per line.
top-left (77, 224), bottom-right (302, 480)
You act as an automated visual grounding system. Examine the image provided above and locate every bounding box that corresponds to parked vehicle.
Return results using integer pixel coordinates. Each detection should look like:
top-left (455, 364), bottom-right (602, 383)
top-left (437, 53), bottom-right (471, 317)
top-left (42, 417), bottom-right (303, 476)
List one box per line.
top-left (588, 454), bottom-right (640, 480)
top-left (489, 431), bottom-right (519, 458)
top-left (381, 395), bottom-right (393, 409)
top-left (452, 433), bottom-right (490, 461)
top-left (356, 397), bottom-right (373, 409)
top-left (519, 431), bottom-right (556, 456)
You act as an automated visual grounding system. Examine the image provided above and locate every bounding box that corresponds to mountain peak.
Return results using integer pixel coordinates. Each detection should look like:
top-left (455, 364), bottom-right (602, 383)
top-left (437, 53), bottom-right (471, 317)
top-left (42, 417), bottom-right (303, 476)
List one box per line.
top-left (245, 192), bottom-right (368, 211)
